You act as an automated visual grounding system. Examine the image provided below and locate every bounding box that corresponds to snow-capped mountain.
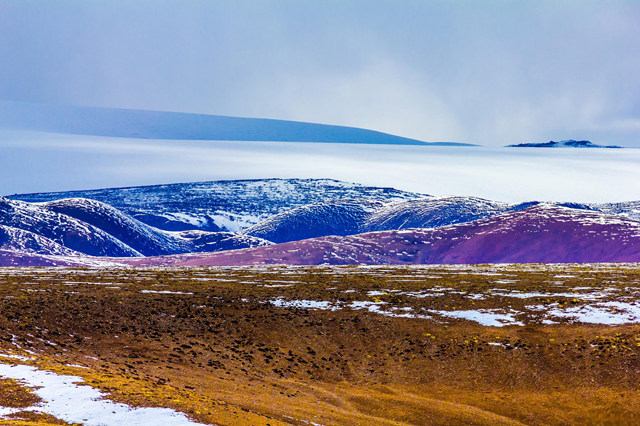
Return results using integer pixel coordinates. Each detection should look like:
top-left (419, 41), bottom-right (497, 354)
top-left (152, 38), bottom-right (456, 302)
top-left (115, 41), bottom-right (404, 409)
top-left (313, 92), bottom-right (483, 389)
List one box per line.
top-left (41, 198), bottom-right (184, 256)
top-left (137, 205), bottom-right (640, 266)
top-left (0, 196), bottom-right (270, 258)
top-left (41, 197), bottom-right (272, 255)
top-left (0, 100), bottom-right (475, 146)
top-left (12, 179), bottom-right (425, 232)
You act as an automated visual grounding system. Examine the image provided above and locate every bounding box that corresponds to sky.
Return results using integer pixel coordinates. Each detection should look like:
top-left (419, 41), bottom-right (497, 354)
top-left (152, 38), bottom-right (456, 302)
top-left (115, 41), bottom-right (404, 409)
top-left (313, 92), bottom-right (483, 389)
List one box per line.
top-left (1, 0), bottom-right (639, 146)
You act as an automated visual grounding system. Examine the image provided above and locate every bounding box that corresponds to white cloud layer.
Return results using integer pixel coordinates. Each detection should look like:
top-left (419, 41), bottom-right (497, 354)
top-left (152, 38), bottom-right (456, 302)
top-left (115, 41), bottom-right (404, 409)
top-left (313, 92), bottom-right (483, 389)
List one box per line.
top-left (2, 131), bottom-right (639, 203)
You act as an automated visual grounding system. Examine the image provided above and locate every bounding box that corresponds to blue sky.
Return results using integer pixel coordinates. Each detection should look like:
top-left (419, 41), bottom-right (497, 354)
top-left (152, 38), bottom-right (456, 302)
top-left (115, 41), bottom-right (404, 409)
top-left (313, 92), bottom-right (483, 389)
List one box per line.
top-left (1, 0), bottom-right (639, 146)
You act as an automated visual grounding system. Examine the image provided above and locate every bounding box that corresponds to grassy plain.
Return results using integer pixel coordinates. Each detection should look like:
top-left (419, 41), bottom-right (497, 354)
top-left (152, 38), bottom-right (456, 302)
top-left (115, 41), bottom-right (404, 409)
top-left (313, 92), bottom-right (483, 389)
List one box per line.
top-left (0, 264), bottom-right (638, 425)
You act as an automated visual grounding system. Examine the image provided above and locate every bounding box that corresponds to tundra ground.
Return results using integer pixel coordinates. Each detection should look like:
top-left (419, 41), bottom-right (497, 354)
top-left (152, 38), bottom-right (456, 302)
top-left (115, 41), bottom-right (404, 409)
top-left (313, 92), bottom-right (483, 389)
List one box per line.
top-left (0, 264), bottom-right (639, 425)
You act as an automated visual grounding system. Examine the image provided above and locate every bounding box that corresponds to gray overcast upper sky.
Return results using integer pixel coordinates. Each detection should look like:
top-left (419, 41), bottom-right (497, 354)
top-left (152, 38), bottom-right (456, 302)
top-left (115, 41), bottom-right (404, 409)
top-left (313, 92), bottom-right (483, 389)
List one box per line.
top-left (1, 0), bottom-right (639, 146)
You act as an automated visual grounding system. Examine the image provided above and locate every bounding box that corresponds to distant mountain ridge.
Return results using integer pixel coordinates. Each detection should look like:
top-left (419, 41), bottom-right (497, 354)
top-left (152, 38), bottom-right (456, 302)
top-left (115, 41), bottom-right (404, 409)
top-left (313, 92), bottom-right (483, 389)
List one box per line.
top-left (507, 139), bottom-right (622, 148)
top-left (7, 203), bottom-right (640, 267)
top-left (243, 199), bottom-right (386, 243)
top-left (0, 100), bottom-right (475, 146)
top-left (129, 205), bottom-right (640, 266)
top-left (242, 195), bottom-right (640, 244)
top-left (4, 178), bottom-right (640, 266)
top-left (11, 179), bottom-right (426, 232)
top-left (242, 196), bottom-right (521, 243)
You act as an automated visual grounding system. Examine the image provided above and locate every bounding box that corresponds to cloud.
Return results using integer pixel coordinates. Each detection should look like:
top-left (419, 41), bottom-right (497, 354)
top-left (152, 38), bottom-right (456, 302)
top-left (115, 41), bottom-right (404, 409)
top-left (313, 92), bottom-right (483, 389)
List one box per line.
top-left (3, 131), bottom-right (640, 203)
top-left (0, 1), bottom-right (638, 146)
top-left (260, 58), bottom-right (464, 142)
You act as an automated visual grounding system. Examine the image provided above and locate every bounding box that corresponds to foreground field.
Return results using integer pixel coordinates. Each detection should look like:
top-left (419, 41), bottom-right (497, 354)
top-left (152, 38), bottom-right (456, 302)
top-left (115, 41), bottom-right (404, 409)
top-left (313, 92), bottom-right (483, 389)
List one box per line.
top-left (0, 264), bottom-right (639, 425)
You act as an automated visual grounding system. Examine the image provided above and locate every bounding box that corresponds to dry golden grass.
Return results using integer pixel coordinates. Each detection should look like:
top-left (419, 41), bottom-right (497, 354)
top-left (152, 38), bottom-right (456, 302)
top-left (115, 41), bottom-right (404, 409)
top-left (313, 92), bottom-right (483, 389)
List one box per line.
top-left (0, 265), bottom-right (638, 424)
top-left (0, 411), bottom-right (75, 426)
top-left (0, 378), bottom-right (41, 408)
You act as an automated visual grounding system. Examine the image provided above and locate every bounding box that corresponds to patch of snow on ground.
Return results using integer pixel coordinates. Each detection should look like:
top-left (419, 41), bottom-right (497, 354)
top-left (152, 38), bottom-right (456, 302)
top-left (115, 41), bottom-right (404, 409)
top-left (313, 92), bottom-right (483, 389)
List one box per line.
top-left (543, 301), bottom-right (640, 325)
top-left (0, 363), bottom-right (206, 425)
top-left (260, 284), bottom-right (295, 288)
top-left (348, 301), bottom-right (431, 319)
top-left (489, 290), bottom-right (609, 300)
top-left (268, 299), bottom-right (336, 310)
top-left (430, 309), bottom-right (524, 327)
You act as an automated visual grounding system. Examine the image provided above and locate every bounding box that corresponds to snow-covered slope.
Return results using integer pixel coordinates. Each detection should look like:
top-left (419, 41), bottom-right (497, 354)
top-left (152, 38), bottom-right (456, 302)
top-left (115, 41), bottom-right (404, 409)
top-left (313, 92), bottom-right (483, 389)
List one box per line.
top-left (0, 100), bottom-right (474, 146)
top-left (39, 198), bottom-right (269, 256)
top-left (40, 198), bottom-right (184, 256)
top-left (242, 196), bottom-right (576, 243)
top-left (0, 224), bottom-right (79, 256)
top-left (0, 196), bottom-right (141, 257)
top-left (12, 179), bottom-right (426, 232)
top-left (177, 230), bottom-right (271, 253)
top-left (364, 196), bottom-right (517, 231)
top-left (244, 199), bottom-right (385, 243)
top-left (0, 196), bottom-right (271, 258)
top-left (243, 196), bottom-right (516, 243)
top-left (595, 201), bottom-right (640, 221)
